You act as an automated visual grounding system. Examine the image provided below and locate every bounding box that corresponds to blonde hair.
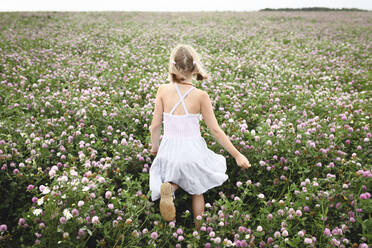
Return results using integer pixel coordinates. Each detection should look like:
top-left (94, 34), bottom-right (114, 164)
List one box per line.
top-left (168, 44), bottom-right (209, 83)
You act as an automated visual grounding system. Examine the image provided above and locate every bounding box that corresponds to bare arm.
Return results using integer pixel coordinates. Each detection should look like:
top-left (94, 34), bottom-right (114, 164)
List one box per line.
top-left (149, 85), bottom-right (164, 152)
top-left (200, 91), bottom-right (240, 158)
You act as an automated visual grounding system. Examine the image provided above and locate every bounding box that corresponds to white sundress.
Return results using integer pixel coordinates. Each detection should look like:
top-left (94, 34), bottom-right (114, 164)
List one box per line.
top-left (149, 83), bottom-right (229, 202)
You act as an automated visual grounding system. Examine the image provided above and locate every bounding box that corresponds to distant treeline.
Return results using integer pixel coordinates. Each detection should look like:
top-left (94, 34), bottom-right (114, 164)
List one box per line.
top-left (260, 7), bottom-right (368, 12)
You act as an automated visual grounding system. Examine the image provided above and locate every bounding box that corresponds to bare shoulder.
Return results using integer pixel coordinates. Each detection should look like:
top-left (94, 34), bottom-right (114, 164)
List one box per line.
top-left (159, 83), bottom-right (170, 90)
top-left (156, 83), bottom-right (170, 96)
top-left (159, 83), bottom-right (173, 91)
top-left (161, 83), bottom-right (204, 95)
top-left (197, 89), bottom-right (210, 102)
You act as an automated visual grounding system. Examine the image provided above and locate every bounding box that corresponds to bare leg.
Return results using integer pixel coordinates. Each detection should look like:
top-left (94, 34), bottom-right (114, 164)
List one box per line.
top-left (169, 182), bottom-right (179, 192)
top-left (192, 194), bottom-right (205, 230)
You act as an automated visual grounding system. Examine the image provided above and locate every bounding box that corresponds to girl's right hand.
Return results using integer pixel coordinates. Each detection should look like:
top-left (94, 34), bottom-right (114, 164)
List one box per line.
top-left (235, 153), bottom-right (251, 169)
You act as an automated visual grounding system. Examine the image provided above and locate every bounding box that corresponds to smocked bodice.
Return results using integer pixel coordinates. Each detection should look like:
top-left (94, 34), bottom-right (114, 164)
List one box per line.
top-left (162, 83), bottom-right (202, 138)
top-left (163, 113), bottom-right (201, 137)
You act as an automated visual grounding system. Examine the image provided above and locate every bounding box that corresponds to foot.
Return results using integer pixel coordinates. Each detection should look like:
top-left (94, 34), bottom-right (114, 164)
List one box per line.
top-left (160, 182), bottom-right (176, 222)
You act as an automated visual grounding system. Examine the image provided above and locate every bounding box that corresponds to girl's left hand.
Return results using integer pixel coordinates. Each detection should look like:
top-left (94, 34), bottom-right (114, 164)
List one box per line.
top-left (150, 147), bottom-right (158, 156)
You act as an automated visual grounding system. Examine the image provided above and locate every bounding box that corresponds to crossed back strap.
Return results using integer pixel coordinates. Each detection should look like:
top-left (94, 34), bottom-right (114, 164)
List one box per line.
top-left (169, 83), bottom-right (195, 115)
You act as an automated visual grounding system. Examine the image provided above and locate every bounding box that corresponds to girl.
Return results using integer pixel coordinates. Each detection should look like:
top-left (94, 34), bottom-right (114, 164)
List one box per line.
top-left (148, 44), bottom-right (251, 230)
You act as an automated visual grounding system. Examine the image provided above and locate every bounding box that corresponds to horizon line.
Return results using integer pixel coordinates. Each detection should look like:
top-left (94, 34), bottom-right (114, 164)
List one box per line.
top-left (1, 9), bottom-right (371, 12)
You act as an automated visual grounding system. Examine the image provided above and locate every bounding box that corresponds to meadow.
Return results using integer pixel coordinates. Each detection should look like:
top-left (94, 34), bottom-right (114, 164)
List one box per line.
top-left (0, 11), bottom-right (371, 247)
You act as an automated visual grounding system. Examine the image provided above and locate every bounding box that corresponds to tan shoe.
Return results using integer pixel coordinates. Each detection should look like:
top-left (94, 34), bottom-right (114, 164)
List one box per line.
top-left (160, 182), bottom-right (176, 222)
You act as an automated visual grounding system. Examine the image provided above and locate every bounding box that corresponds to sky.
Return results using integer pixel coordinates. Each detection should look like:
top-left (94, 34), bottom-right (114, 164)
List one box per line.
top-left (1, 0), bottom-right (371, 11)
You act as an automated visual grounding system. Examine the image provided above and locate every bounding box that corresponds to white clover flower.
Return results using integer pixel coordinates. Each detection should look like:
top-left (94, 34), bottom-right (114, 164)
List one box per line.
top-left (304, 237), bottom-right (312, 244)
top-left (37, 197), bottom-right (44, 206)
top-left (78, 201), bottom-right (84, 207)
top-left (79, 153), bottom-right (85, 160)
top-left (82, 186), bottom-right (89, 192)
top-left (71, 179), bottom-right (79, 186)
top-left (57, 175), bottom-right (68, 183)
top-left (63, 209), bottom-right (73, 220)
top-left (42, 187), bottom-right (50, 194)
top-left (258, 193), bottom-right (265, 199)
top-left (92, 216), bottom-right (99, 224)
top-left (33, 209), bottom-right (42, 216)
top-left (63, 232), bottom-right (69, 239)
top-left (49, 170), bottom-right (56, 178)
top-left (70, 169), bottom-right (78, 176)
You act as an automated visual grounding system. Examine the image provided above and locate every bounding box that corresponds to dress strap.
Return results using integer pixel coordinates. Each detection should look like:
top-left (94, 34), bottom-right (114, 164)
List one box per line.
top-left (169, 83), bottom-right (195, 115)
